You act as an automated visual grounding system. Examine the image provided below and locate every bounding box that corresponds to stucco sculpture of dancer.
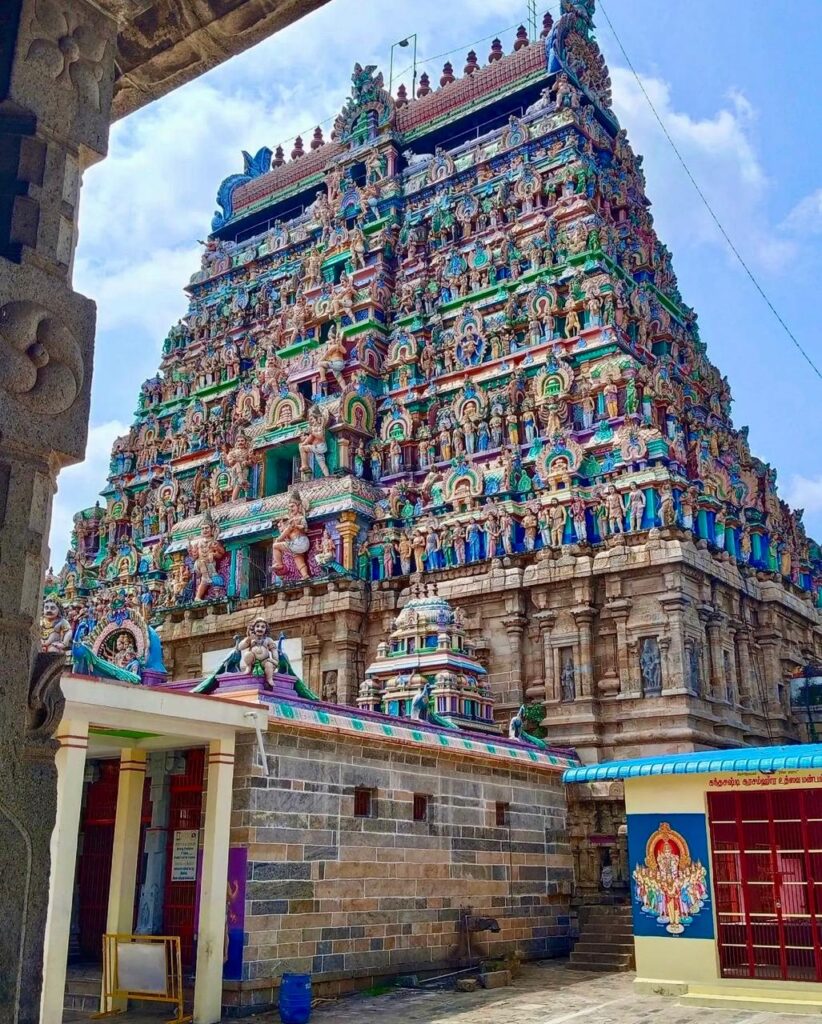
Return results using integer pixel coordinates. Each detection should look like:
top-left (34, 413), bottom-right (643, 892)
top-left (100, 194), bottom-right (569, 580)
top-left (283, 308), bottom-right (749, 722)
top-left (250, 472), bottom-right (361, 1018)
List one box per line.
top-left (299, 404), bottom-right (331, 479)
top-left (272, 489), bottom-right (312, 580)
top-left (226, 431), bottom-right (256, 502)
top-left (317, 323), bottom-right (347, 390)
top-left (625, 482), bottom-right (646, 532)
top-left (237, 617), bottom-right (277, 689)
top-left (189, 511), bottom-right (227, 601)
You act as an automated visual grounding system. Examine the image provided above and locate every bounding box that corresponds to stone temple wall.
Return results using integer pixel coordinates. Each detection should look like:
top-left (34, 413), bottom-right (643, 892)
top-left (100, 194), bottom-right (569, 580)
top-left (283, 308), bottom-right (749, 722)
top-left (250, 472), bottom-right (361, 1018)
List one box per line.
top-left (225, 722), bottom-right (572, 1012)
top-left (161, 526), bottom-right (820, 764)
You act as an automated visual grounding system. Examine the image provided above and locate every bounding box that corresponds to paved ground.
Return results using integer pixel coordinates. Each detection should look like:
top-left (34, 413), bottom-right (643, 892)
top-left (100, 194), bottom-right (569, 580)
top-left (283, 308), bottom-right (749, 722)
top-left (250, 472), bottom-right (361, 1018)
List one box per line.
top-left (296, 962), bottom-right (811, 1024)
top-left (63, 961), bottom-right (814, 1022)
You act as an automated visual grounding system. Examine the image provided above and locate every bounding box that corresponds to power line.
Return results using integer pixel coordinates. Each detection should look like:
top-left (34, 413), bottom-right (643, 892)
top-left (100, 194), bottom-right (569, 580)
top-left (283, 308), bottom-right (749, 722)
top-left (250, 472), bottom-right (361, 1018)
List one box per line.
top-left (597, 0), bottom-right (822, 382)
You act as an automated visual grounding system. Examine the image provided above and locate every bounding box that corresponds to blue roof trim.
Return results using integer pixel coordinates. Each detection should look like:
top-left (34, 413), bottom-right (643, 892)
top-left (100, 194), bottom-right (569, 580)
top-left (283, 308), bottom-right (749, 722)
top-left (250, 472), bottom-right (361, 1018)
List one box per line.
top-left (562, 744), bottom-right (822, 783)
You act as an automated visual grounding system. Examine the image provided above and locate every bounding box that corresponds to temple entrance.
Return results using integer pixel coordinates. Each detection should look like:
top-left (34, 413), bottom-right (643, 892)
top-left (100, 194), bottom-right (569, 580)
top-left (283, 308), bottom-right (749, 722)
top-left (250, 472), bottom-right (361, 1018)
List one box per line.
top-left (709, 788), bottom-right (822, 982)
top-left (163, 748), bottom-right (206, 969)
top-left (76, 761), bottom-right (151, 961)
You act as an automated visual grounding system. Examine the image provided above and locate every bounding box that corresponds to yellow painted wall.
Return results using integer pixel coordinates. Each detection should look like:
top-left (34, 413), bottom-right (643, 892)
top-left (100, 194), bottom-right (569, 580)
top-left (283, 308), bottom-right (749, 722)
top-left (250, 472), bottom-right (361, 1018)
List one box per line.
top-left (625, 769), bottom-right (822, 1000)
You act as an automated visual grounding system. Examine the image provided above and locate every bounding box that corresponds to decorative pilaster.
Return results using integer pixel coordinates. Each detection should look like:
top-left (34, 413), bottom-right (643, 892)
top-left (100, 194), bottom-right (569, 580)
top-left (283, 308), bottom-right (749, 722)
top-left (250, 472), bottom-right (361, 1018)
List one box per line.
top-left (571, 605), bottom-right (596, 698)
top-left (734, 626), bottom-right (753, 709)
top-left (704, 609), bottom-right (725, 700)
top-left (534, 610), bottom-right (556, 702)
top-left (605, 597), bottom-right (633, 694)
top-left (659, 592), bottom-right (688, 692)
top-left (502, 613), bottom-right (527, 703)
top-left (337, 510), bottom-right (359, 571)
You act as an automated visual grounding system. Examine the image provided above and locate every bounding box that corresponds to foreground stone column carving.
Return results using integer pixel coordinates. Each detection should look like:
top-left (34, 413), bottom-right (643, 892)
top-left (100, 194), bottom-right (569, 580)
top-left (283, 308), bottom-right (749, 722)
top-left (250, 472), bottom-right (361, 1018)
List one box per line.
top-left (0, 4), bottom-right (115, 1020)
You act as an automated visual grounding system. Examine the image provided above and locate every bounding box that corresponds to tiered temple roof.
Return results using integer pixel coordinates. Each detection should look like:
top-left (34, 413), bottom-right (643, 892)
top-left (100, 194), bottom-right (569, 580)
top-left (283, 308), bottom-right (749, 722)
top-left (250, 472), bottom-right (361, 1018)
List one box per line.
top-left (47, 0), bottom-right (821, 676)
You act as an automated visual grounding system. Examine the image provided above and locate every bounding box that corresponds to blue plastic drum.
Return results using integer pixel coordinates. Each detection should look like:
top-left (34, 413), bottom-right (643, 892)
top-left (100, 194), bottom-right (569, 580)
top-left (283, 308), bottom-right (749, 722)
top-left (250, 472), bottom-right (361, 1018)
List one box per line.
top-left (278, 973), bottom-right (312, 1024)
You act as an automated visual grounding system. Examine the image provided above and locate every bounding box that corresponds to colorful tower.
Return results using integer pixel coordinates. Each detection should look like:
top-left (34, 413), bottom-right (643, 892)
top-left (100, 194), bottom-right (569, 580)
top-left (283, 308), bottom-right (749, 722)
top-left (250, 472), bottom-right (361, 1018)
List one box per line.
top-left (50, 2), bottom-right (820, 754)
top-left (357, 585), bottom-right (496, 731)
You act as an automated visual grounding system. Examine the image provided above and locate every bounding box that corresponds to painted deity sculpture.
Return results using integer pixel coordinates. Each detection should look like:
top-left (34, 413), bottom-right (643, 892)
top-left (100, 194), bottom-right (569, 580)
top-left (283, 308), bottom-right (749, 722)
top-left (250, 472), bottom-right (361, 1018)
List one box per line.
top-left (189, 512), bottom-right (227, 602)
top-left (299, 405), bottom-right (330, 479)
top-left (272, 490), bottom-right (312, 580)
top-left (41, 597), bottom-right (73, 654)
top-left (237, 617), bottom-right (278, 688)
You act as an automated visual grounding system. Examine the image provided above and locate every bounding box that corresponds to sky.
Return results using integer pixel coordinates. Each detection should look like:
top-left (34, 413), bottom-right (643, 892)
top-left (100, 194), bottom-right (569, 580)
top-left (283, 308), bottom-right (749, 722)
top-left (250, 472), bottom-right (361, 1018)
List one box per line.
top-left (50, 0), bottom-right (822, 564)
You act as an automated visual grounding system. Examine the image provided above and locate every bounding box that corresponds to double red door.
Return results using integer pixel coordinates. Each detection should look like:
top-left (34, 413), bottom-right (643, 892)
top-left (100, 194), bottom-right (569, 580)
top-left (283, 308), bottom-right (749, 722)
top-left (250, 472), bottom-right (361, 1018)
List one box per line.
top-left (708, 788), bottom-right (822, 982)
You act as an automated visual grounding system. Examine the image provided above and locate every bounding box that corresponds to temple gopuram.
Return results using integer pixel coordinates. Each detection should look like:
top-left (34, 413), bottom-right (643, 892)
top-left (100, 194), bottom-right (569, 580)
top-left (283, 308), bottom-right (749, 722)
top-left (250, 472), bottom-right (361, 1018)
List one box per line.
top-left (50, 0), bottom-right (822, 761)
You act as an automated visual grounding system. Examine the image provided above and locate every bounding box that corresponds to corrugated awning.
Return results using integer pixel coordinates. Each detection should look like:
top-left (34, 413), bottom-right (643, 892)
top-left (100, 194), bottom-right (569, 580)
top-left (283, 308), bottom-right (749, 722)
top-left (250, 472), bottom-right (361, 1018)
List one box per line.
top-left (562, 744), bottom-right (822, 783)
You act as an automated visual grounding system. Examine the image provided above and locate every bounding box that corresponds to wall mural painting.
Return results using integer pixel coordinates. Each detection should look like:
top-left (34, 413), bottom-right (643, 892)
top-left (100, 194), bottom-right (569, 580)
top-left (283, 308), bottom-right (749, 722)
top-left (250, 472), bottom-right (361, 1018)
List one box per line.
top-left (627, 813), bottom-right (713, 939)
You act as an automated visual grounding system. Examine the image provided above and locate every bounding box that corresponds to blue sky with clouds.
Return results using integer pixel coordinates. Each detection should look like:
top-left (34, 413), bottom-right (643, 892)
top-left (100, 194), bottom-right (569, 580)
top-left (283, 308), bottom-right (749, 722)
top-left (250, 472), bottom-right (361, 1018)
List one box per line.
top-left (50, 0), bottom-right (822, 564)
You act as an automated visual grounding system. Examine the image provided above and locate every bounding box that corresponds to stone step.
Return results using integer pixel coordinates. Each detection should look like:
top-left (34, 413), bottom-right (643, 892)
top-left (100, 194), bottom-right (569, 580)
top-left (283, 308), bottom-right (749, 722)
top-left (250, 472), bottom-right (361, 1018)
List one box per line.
top-left (573, 940), bottom-right (635, 955)
top-left (64, 992), bottom-right (100, 1012)
top-left (681, 992), bottom-right (822, 1015)
top-left (64, 979), bottom-right (101, 997)
top-left (569, 946), bottom-right (634, 962)
top-left (567, 959), bottom-right (635, 973)
top-left (577, 927), bottom-right (635, 939)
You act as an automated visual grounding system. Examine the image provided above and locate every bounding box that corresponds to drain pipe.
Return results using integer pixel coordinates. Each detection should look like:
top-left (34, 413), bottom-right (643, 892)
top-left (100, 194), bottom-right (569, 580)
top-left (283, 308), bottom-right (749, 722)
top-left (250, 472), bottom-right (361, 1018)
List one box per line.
top-left (244, 710), bottom-right (269, 777)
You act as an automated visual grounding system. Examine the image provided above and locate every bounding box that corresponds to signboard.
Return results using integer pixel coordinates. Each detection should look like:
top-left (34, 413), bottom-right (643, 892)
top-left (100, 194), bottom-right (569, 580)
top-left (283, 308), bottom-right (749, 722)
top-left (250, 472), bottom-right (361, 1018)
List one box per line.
top-left (171, 829), bottom-right (199, 882)
top-left (707, 771), bottom-right (822, 789)
top-left (116, 940), bottom-right (168, 995)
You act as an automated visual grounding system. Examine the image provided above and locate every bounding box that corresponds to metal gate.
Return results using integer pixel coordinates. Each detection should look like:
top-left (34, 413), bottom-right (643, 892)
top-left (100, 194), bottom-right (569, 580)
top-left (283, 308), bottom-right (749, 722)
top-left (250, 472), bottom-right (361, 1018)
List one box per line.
top-left (163, 748), bottom-right (206, 970)
top-left (708, 788), bottom-right (822, 981)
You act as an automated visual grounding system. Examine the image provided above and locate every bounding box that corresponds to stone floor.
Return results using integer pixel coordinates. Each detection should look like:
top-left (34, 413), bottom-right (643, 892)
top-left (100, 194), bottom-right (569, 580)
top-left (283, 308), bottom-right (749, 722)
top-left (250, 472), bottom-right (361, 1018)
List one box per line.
top-left (64, 960), bottom-right (817, 1022)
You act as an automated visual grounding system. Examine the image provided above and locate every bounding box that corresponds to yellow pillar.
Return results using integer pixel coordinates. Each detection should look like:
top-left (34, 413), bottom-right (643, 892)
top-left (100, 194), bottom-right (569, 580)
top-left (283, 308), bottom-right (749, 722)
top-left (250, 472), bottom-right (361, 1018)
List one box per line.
top-left (193, 737), bottom-right (235, 1024)
top-left (40, 719), bottom-right (89, 1024)
top-left (102, 748), bottom-right (147, 1011)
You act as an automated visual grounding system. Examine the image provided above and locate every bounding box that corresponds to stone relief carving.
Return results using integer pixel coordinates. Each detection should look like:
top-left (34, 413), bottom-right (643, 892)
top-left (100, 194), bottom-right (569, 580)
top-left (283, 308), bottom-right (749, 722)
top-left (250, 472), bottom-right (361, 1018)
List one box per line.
top-left (27, 651), bottom-right (66, 756)
top-left (0, 300), bottom-right (84, 414)
top-left (26, 0), bottom-right (110, 111)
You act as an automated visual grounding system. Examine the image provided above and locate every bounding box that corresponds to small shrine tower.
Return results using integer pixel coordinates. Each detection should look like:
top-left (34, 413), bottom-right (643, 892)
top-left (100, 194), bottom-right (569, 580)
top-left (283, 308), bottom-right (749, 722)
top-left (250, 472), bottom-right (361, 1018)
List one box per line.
top-left (357, 585), bottom-right (497, 731)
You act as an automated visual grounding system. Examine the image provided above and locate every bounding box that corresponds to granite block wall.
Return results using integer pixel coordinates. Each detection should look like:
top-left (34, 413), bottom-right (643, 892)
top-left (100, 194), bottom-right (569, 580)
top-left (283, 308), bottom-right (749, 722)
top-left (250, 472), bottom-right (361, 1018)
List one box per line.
top-left (225, 725), bottom-right (572, 1011)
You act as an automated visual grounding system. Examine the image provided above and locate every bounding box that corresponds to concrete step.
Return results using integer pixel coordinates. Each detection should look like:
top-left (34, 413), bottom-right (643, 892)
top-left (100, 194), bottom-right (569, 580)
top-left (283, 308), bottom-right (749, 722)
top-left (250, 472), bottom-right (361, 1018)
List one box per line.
top-left (681, 992), bottom-right (822, 1015)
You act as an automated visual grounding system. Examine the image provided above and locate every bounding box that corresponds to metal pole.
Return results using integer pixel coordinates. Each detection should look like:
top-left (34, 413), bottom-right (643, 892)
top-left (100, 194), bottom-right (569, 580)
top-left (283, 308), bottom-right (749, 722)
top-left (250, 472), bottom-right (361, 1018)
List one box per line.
top-left (412, 34), bottom-right (418, 100)
top-left (389, 43), bottom-right (395, 96)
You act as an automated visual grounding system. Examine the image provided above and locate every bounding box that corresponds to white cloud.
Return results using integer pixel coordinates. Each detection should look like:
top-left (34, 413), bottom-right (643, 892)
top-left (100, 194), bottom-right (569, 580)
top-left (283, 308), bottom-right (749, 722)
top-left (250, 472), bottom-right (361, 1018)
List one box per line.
top-left (783, 188), bottom-right (822, 236)
top-left (49, 419), bottom-right (128, 567)
top-left (609, 68), bottom-right (796, 273)
top-left (784, 475), bottom-right (822, 520)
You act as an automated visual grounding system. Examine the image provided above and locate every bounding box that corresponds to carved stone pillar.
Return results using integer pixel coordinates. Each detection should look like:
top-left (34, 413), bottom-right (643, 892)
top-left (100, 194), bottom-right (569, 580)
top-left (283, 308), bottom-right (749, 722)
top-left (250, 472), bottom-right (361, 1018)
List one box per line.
top-left (659, 593), bottom-right (688, 692)
top-left (302, 635), bottom-right (322, 696)
top-left (757, 631), bottom-right (786, 713)
top-left (704, 609), bottom-right (725, 700)
top-left (571, 605), bottom-right (596, 698)
top-left (734, 627), bottom-right (753, 709)
top-left (502, 613), bottom-right (527, 703)
top-left (606, 598), bottom-right (633, 694)
top-left (1, 4), bottom-right (116, 1021)
top-left (534, 610), bottom-right (556, 702)
top-left (333, 614), bottom-right (364, 706)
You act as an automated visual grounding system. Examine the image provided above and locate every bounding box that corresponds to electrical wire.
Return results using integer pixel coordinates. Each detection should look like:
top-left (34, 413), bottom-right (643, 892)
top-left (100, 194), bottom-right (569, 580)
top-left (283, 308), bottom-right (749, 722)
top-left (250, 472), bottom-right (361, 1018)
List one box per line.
top-left (597, 0), bottom-right (822, 382)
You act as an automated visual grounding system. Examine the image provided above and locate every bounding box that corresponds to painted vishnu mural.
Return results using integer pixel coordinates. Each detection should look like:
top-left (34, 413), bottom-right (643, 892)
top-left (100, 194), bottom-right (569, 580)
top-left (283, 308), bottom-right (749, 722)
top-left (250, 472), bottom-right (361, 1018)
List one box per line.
top-left (627, 814), bottom-right (713, 939)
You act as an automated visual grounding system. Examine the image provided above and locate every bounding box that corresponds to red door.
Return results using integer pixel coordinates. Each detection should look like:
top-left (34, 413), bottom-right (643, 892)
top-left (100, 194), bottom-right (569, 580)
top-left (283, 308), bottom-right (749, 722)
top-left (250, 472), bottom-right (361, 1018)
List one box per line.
top-left (163, 748), bottom-right (206, 970)
top-left (77, 761), bottom-right (151, 960)
top-left (709, 788), bottom-right (822, 982)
